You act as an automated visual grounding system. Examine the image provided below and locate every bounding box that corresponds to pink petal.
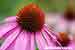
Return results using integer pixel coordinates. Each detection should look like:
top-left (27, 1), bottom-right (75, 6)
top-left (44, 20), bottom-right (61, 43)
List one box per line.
top-left (67, 40), bottom-right (75, 50)
top-left (56, 17), bottom-right (67, 32)
top-left (14, 31), bottom-right (31, 50)
top-left (31, 33), bottom-right (35, 50)
top-left (71, 21), bottom-right (75, 34)
top-left (0, 27), bottom-right (20, 50)
top-left (43, 24), bottom-right (62, 46)
top-left (0, 17), bottom-right (17, 38)
top-left (35, 32), bottom-right (48, 50)
top-left (4, 16), bottom-right (16, 22)
top-left (41, 29), bottom-right (56, 46)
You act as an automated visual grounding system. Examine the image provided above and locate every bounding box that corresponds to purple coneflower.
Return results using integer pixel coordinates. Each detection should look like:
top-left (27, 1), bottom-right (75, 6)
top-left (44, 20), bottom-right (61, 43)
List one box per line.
top-left (0, 3), bottom-right (60, 50)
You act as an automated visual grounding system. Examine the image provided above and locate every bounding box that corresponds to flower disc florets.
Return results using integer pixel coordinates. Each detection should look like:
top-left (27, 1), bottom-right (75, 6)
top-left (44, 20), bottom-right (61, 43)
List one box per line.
top-left (17, 3), bottom-right (45, 32)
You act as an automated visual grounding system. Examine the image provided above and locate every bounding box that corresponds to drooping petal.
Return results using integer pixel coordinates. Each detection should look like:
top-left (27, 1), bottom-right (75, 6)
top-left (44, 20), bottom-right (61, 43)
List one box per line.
top-left (43, 24), bottom-right (62, 47)
top-left (44, 24), bottom-right (58, 37)
top-left (14, 31), bottom-right (31, 50)
top-left (71, 21), bottom-right (75, 34)
top-left (0, 16), bottom-right (17, 38)
top-left (56, 18), bottom-right (67, 32)
top-left (66, 35), bottom-right (75, 50)
top-left (35, 31), bottom-right (49, 50)
top-left (4, 16), bottom-right (16, 22)
top-left (41, 29), bottom-right (56, 46)
top-left (31, 33), bottom-right (35, 50)
top-left (0, 27), bottom-right (21, 50)
top-left (68, 41), bottom-right (75, 50)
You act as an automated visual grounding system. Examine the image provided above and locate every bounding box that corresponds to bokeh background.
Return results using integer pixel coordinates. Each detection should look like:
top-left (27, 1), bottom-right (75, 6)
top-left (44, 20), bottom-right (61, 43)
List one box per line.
top-left (0, 0), bottom-right (68, 21)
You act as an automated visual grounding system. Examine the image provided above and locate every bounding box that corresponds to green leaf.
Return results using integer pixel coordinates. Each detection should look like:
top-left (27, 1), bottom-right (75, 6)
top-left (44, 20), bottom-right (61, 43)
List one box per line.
top-left (35, 48), bottom-right (39, 50)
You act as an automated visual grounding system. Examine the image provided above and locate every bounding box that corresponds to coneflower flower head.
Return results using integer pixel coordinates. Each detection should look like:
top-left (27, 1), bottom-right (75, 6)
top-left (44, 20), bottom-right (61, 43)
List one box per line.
top-left (0, 3), bottom-right (59, 50)
top-left (17, 3), bottom-right (44, 32)
top-left (64, 0), bottom-right (75, 21)
top-left (56, 32), bottom-right (70, 47)
top-left (64, 6), bottom-right (75, 21)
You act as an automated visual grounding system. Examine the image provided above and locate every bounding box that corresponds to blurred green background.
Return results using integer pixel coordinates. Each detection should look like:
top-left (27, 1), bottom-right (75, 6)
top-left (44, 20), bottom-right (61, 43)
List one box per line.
top-left (0, 0), bottom-right (68, 21)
